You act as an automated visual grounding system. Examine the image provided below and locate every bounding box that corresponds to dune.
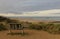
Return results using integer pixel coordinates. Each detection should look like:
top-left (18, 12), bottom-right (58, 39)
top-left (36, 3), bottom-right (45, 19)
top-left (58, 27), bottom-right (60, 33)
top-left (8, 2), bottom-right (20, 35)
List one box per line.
top-left (0, 16), bottom-right (60, 39)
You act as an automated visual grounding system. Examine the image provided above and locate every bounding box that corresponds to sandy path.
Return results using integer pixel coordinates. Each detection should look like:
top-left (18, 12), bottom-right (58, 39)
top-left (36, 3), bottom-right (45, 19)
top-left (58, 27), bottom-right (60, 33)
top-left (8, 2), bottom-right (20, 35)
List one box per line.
top-left (0, 30), bottom-right (60, 39)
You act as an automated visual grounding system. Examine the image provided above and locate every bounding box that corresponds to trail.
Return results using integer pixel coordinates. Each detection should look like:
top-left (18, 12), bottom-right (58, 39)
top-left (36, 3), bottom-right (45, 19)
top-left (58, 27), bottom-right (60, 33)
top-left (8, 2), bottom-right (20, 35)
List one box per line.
top-left (0, 30), bottom-right (60, 39)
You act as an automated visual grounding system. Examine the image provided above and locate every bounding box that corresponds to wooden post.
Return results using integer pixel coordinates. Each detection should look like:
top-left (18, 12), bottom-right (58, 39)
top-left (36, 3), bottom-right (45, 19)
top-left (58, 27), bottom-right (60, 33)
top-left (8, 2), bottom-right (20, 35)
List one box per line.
top-left (13, 24), bottom-right (15, 30)
top-left (8, 24), bottom-right (12, 33)
top-left (22, 25), bottom-right (24, 35)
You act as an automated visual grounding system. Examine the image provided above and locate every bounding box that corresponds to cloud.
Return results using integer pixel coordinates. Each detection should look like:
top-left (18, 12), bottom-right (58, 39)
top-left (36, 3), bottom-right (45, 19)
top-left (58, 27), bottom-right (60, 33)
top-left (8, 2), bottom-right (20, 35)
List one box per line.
top-left (0, 0), bottom-right (60, 13)
top-left (0, 9), bottom-right (60, 17)
top-left (22, 9), bottom-right (60, 16)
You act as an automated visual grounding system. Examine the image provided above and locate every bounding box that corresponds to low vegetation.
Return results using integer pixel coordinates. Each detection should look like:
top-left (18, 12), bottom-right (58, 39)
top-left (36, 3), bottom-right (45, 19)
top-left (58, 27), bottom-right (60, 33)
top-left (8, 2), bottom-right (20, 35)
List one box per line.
top-left (29, 23), bottom-right (42, 30)
top-left (28, 22), bottom-right (60, 34)
top-left (0, 16), bottom-right (60, 34)
top-left (0, 24), bottom-right (7, 31)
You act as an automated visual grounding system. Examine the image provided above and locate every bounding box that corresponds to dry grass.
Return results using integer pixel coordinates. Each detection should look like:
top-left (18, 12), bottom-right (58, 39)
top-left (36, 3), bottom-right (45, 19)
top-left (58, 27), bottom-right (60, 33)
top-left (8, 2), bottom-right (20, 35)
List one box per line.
top-left (0, 29), bottom-right (60, 39)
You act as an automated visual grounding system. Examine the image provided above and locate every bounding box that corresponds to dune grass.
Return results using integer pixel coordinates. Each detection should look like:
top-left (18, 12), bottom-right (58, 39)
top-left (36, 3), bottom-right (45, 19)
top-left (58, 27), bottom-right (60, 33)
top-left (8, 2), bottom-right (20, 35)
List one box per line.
top-left (0, 20), bottom-right (60, 34)
top-left (0, 23), bottom-right (7, 31)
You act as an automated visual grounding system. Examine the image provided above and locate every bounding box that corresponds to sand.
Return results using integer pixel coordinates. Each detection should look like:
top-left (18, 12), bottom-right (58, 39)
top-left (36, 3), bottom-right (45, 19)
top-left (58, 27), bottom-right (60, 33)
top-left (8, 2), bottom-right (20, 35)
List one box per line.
top-left (0, 29), bottom-right (60, 39)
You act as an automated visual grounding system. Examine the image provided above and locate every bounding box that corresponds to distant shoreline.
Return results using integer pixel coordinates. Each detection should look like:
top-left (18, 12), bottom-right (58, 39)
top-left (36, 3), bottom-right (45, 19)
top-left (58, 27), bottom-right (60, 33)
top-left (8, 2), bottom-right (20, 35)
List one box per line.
top-left (8, 16), bottom-right (60, 21)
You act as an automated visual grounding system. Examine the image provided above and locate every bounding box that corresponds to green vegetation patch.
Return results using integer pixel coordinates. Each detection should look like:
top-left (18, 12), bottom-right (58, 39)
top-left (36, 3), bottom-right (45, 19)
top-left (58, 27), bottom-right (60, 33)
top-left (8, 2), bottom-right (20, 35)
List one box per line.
top-left (0, 24), bottom-right (7, 31)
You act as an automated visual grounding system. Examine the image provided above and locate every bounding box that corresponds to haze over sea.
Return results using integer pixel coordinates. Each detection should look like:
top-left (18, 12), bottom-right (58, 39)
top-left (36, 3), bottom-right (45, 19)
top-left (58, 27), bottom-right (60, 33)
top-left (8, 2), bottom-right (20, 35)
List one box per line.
top-left (9, 16), bottom-right (60, 21)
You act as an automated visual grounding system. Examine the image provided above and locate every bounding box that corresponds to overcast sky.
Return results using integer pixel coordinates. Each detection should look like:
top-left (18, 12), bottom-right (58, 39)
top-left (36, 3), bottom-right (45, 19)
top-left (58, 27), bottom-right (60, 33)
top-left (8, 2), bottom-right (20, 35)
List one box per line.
top-left (0, 0), bottom-right (60, 17)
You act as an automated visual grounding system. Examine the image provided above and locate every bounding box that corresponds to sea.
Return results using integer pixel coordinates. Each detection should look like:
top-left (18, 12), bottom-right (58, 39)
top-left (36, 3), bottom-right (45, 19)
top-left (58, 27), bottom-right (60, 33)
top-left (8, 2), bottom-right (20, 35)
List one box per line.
top-left (8, 16), bottom-right (60, 21)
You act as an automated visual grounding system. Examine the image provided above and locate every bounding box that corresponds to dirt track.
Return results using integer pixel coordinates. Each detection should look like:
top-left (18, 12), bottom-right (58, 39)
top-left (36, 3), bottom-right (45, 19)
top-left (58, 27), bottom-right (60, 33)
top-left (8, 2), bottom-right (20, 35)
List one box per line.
top-left (0, 29), bottom-right (60, 39)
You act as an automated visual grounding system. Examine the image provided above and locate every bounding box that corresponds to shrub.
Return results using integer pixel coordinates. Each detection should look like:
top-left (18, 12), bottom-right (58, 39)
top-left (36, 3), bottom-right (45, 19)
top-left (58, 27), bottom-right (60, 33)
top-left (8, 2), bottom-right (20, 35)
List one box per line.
top-left (45, 23), bottom-right (54, 31)
top-left (0, 24), bottom-right (7, 31)
top-left (47, 24), bottom-right (60, 34)
top-left (39, 22), bottom-right (47, 31)
top-left (29, 24), bottom-right (42, 30)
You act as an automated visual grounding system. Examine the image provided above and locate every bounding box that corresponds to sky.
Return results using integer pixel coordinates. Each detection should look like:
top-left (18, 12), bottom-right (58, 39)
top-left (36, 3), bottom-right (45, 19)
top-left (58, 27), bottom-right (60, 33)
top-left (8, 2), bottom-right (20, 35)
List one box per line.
top-left (0, 0), bottom-right (60, 17)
